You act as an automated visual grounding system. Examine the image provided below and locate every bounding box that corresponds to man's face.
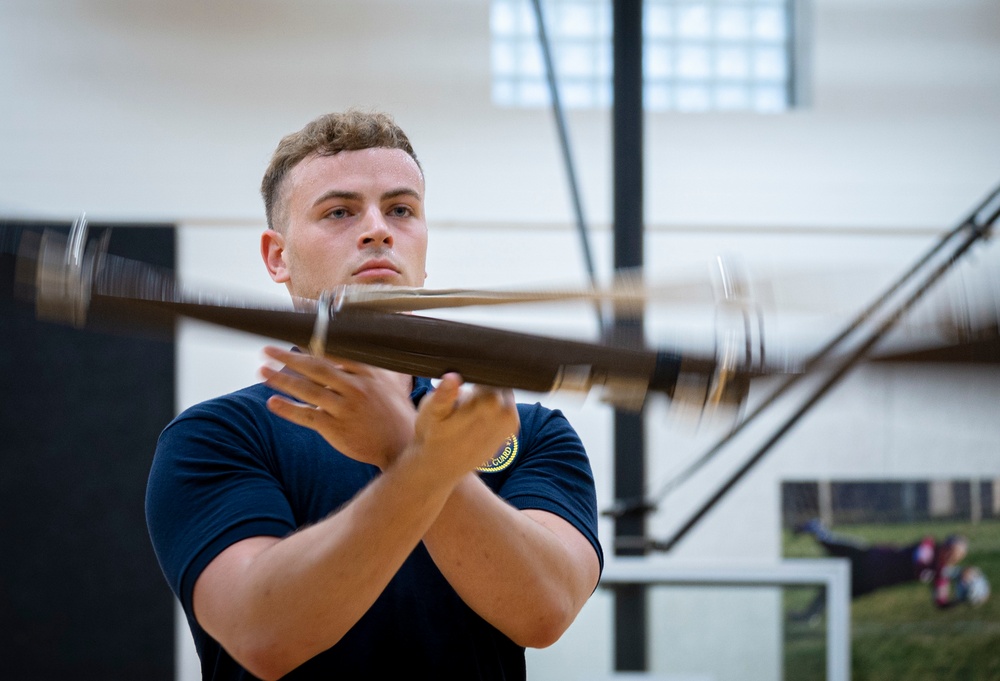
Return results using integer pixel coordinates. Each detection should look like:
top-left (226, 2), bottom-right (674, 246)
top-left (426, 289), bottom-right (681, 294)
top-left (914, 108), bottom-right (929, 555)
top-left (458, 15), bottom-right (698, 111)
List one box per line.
top-left (263, 147), bottom-right (428, 299)
top-left (948, 541), bottom-right (968, 565)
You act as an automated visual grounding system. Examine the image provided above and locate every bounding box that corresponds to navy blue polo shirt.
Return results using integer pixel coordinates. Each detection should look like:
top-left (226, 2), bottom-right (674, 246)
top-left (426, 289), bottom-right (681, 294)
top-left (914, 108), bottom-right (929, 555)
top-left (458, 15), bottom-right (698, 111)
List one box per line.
top-left (146, 377), bottom-right (602, 680)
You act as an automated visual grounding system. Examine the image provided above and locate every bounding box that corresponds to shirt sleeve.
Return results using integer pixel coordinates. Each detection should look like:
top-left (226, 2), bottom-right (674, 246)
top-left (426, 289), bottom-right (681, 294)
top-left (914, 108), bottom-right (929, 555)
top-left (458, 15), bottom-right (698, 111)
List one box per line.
top-left (494, 403), bottom-right (604, 572)
top-left (145, 394), bottom-right (297, 617)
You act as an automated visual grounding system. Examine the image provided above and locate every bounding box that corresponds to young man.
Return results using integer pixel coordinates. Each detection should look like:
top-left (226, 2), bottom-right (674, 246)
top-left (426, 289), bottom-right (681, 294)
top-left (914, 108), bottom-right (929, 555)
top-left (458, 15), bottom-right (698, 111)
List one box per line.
top-left (146, 111), bottom-right (603, 680)
top-left (792, 519), bottom-right (989, 620)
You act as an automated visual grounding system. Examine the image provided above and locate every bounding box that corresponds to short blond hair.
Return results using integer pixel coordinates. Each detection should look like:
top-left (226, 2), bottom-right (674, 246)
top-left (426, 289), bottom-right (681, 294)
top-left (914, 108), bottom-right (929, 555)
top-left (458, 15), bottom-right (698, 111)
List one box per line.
top-left (261, 110), bottom-right (420, 231)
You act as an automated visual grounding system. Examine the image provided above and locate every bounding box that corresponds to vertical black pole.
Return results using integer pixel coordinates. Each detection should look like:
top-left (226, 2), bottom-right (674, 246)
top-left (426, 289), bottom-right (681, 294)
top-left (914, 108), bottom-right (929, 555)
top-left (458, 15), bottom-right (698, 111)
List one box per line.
top-left (612, 0), bottom-right (647, 672)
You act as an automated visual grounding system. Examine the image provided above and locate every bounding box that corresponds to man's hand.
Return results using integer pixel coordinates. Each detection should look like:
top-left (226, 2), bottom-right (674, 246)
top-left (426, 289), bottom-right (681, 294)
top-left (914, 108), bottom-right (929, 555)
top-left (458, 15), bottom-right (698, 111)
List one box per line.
top-left (260, 346), bottom-right (417, 469)
top-left (406, 373), bottom-right (520, 481)
top-left (201, 363), bottom-right (521, 679)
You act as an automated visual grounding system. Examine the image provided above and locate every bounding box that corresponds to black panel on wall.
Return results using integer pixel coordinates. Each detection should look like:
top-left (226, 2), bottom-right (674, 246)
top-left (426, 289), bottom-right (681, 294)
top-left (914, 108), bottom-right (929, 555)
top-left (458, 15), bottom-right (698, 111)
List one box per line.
top-left (0, 222), bottom-right (176, 681)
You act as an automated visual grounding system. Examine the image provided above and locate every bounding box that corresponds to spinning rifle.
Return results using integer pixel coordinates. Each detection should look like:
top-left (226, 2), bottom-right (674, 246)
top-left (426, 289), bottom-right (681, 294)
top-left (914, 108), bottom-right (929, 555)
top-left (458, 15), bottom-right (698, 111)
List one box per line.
top-left (10, 215), bottom-right (780, 417)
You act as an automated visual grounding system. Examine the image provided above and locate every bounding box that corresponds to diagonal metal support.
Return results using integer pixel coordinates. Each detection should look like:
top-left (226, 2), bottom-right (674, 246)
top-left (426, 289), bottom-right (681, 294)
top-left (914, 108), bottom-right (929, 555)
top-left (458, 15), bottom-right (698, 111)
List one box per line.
top-left (652, 184), bottom-right (1000, 553)
top-left (530, 0), bottom-right (605, 334)
top-left (645, 181), bottom-right (1000, 512)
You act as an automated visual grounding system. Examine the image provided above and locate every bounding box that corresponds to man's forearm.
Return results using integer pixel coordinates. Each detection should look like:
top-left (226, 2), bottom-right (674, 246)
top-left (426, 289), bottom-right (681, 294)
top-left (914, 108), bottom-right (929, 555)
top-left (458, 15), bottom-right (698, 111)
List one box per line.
top-left (421, 474), bottom-right (600, 648)
top-left (195, 374), bottom-right (520, 680)
top-left (193, 451), bottom-right (459, 680)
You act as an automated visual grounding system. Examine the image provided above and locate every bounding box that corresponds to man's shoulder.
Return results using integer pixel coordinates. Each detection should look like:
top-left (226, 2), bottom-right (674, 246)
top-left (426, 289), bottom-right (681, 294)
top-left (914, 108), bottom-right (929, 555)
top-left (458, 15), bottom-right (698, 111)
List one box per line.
top-left (515, 400), bottom-right (576, 437)
top-left (506, 400), bottom-right (589, 466)
top-left (515, 399), bottom-right (557, 420)
top-left (154, 382), bottom-right (316, 473)
top-left (161, 382), bottom-right (284, 441)
top-left (176, 382), bottom-right (275, 418)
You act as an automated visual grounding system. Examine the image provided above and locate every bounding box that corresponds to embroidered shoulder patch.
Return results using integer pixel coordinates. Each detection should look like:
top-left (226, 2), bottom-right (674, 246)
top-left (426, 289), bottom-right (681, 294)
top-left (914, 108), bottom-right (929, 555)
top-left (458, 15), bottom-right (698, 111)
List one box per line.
top-left (477, 435), bottom-right (519, 473)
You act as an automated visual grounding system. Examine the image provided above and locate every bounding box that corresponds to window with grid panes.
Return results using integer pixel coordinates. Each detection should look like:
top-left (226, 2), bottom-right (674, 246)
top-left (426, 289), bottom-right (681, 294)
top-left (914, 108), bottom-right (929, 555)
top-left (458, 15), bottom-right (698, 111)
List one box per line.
top-left (491, 0), bottom-right (800, 113)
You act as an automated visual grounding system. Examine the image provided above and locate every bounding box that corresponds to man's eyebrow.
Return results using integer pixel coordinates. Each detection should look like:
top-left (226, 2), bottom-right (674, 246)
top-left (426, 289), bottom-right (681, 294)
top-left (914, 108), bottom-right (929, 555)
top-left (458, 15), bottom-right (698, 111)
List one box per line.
top-left (381, 187), bottom-right (422, 202)
top-left (311, 187), bottom-right (422, 208)
top-left (312, 190), bottom-right (362, 207)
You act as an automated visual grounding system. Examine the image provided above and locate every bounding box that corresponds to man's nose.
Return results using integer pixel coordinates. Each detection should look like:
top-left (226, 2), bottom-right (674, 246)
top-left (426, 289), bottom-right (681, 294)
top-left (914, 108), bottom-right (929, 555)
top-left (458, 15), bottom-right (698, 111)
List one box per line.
top-left (358, 207), bottom-right (393, 247)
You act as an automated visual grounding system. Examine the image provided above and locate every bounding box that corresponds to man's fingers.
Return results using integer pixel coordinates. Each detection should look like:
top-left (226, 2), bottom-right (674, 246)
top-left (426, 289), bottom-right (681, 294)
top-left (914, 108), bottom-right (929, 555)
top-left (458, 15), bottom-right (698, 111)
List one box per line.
top-left (274, 345), bottom-right (370, 374)
top-left (266, 394), bottom-right (331, 430)
top-left (260, 364), bottom-right (343, 413)
top-left (263, 346), bottom-right (358, 388)
top-left (424, 373), bottom-right (463, 418)
top-left (468, 385), bottom-right (518, 417)
top-left (469, 385), bottom-right (515, 405)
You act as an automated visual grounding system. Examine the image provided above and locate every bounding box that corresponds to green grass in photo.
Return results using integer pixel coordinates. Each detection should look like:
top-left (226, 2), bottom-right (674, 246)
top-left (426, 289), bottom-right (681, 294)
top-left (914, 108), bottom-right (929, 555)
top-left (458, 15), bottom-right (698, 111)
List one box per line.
top-left (783, 520), bottom-right (1000, 681)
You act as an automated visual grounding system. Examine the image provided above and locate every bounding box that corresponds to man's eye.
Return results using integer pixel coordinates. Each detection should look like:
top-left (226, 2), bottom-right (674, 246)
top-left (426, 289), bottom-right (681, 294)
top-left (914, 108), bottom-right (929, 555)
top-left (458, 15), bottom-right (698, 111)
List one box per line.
top-left (389, 205), bottom-right (413, 217)
top-left (326, 208), bottom-right (350, 219)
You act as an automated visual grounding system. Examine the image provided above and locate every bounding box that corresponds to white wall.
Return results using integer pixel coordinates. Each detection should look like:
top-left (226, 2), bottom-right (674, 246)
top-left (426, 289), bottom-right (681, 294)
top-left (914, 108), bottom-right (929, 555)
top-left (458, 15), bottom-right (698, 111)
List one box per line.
top-left (3, 0), bottom-right (999, 228)
top-left (4, 1), bottom-right (999, 680)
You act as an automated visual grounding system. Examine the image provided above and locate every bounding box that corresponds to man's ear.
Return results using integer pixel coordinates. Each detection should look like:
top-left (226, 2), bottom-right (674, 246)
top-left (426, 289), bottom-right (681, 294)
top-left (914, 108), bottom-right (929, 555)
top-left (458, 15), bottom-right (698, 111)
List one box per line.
top-left (261, 229), bottom-right (290, 283)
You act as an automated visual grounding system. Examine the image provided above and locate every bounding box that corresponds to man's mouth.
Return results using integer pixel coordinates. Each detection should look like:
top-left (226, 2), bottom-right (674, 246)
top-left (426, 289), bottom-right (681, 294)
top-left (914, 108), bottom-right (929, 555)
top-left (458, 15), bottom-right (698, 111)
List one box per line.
top-left (353, 259), bottom-right (400, 280)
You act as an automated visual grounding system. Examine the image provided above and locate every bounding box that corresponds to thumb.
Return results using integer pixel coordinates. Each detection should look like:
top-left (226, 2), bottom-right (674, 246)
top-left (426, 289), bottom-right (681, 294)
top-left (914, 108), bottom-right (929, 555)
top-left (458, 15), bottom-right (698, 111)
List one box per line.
top-left (423, 372), bottom-right (463, 417)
